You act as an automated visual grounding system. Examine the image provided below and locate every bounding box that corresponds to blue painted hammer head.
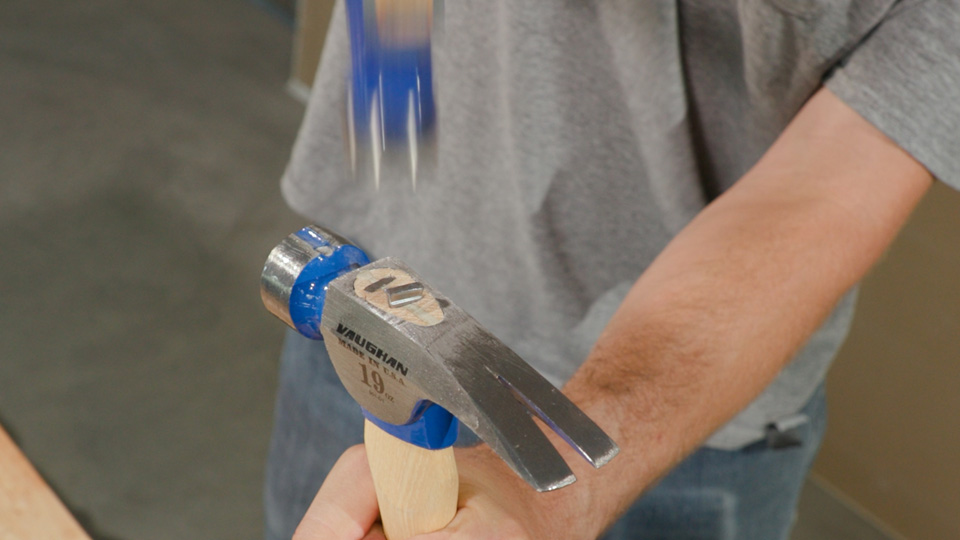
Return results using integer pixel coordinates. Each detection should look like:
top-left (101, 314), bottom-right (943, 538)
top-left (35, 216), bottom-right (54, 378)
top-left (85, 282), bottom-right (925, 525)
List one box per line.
top-left (260, 225), bottom-right (457, 450)
top-left (260, 225), bottom-right (371, 340)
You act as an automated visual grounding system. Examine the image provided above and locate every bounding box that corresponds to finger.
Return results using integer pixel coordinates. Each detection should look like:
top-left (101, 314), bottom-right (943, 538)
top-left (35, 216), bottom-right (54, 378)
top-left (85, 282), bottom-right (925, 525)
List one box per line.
top-left (361, 522), bottom-right (387, 540)
top-left (294, 445), bottom-right (381, 540)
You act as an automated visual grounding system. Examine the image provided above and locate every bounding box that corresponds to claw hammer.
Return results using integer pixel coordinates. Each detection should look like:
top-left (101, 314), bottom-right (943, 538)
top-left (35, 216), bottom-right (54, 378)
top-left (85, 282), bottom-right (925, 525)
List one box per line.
top-left (261, 225), bottom-right (619, 539)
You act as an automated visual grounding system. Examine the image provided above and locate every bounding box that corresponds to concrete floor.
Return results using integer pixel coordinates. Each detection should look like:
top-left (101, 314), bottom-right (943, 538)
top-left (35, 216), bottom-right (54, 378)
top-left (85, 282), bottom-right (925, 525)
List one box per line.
top-left (0, 1), bottom-right (896, 538)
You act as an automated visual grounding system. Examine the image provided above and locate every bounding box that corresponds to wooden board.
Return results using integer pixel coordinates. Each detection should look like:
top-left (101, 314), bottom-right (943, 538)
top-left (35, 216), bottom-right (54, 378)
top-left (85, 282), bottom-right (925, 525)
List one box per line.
top-left (0, 426), bottom-right (91, 540)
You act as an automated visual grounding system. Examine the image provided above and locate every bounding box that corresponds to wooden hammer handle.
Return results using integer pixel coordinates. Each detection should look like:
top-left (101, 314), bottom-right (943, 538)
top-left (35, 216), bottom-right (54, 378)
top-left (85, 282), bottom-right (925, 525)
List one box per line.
top-left (364, 419), bottom-right (458, 540)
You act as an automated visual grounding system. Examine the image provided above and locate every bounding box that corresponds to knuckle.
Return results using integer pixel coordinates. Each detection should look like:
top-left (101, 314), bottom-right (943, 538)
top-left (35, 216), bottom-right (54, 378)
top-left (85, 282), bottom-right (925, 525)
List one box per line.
top-left (340, 443), bottom-right (368, 463)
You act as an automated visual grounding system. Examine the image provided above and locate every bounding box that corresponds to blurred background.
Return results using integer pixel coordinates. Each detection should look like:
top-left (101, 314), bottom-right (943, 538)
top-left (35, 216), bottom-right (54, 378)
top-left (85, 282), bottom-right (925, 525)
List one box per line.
top-left (1, 1), bottom-right (957, 539)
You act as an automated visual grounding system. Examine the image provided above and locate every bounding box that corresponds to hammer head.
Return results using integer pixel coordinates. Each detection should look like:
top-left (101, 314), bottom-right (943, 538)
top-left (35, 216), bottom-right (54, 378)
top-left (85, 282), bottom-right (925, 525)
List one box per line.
top-left (262, 226), bottom-right (619, 492)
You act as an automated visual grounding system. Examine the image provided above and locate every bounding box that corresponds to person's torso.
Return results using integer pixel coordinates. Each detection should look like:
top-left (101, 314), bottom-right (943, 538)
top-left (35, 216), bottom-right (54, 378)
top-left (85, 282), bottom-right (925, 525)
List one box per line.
top-left (283, 0), bottom-right (893, 446)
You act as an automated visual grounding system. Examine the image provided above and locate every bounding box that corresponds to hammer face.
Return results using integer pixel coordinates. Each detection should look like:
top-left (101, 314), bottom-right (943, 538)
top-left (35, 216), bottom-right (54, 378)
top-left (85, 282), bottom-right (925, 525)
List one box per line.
top-left (320, 258), bottom-right (620, 492)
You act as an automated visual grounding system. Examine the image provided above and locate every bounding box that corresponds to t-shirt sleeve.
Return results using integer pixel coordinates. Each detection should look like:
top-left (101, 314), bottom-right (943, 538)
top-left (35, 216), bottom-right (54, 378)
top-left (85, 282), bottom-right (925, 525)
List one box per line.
top-left (825, 0), bottom-right (960, 191)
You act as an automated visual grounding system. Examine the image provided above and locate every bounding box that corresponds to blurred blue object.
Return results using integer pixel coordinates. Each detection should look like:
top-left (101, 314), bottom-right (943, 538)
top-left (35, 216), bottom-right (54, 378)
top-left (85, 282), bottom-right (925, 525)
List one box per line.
top-left (345, 0), bottom-right (436, 186)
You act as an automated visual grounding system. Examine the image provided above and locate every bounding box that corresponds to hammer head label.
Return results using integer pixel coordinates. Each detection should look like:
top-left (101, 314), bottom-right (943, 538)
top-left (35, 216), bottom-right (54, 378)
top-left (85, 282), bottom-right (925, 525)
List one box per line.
top-left (321, 320), bottom-right (418, 423)
top-left (334, 322), bottom-right (409, 377)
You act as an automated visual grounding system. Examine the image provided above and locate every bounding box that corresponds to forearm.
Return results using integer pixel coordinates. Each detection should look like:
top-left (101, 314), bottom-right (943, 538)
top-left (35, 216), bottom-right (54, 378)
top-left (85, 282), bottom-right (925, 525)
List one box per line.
top-left (554, 88), bottom-right (932, 535)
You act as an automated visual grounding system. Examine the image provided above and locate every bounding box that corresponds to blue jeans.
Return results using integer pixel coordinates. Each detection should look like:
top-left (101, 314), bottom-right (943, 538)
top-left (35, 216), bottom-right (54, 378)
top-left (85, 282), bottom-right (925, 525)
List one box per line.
top-left (264, 330), bottom-right (826, 540)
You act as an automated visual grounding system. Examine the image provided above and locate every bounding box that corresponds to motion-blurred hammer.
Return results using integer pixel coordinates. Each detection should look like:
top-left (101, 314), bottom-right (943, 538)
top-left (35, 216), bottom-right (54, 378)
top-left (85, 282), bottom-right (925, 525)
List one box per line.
top-left (261, 225), bottom-right (619, 539)
top-left (345, 0), bottom-right (438, 189)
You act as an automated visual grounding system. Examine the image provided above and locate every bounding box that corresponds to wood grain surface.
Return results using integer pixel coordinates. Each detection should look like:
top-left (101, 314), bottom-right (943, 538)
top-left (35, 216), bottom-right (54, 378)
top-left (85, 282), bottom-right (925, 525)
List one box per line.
top-left (364, 419), bottom-right (458, 540)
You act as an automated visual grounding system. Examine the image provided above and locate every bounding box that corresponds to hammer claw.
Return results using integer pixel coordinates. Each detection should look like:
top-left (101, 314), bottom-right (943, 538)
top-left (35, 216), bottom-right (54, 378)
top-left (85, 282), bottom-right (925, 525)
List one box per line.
top-left (437, 337), bottom-right (578, 492)
top-left (467, 382), bottom-right (577, 492)
top-left (483, 345), bottom-right (620, 470)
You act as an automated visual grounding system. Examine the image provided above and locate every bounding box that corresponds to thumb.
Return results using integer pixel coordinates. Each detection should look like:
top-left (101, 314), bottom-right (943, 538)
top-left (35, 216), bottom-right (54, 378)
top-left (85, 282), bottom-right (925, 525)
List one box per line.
top-left (294, 445), bottom-right (384, 540)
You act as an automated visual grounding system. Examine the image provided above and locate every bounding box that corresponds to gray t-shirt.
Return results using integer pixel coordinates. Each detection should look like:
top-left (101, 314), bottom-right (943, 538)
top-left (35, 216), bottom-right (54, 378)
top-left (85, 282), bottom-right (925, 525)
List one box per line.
top-left (282, 0), bottom-right (960, 449)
